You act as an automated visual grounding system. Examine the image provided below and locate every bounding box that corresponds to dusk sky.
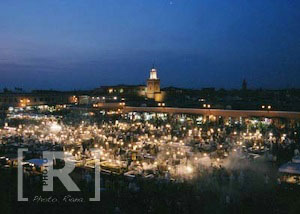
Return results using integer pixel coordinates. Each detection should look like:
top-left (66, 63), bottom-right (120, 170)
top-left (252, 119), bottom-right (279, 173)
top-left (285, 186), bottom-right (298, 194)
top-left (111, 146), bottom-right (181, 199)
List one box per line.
top-left (0, 0), bottom-right (299, 90)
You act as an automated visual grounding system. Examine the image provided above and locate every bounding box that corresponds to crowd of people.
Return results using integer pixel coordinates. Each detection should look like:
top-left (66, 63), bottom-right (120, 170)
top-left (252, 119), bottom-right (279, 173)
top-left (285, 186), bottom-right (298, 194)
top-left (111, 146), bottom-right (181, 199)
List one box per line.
top-left (0, 108), bottom-right (300, 213)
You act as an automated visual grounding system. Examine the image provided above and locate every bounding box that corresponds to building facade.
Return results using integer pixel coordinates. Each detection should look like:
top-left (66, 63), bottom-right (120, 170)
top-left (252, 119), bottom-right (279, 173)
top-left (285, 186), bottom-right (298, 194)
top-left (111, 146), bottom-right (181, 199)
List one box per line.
top-left (0, 91), bottom-right (76, 108)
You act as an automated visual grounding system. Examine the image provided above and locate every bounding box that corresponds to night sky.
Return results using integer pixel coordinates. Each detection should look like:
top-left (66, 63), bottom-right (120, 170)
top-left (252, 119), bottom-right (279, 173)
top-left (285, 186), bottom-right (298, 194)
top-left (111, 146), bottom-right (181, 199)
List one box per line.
top-left (0, 0), bottom-right (299, 90)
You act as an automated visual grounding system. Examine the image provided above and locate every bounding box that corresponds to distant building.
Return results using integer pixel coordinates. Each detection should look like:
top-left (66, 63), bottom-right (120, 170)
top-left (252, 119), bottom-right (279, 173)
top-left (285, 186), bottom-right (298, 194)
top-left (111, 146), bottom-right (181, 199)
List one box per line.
top-left (93, 66), bottom-right (165, 103)
top-left (146, 66), bottom-right (165, 102)
top-left (98, 85), bottom-right (146, 97)
top-left (0, 91), bottom-right (76, 108)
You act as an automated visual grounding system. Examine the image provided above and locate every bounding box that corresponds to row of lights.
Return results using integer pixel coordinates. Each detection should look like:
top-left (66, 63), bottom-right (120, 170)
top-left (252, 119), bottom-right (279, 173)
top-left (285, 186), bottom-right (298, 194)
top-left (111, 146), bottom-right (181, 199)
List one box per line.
top-left (262, 105), bottom-right (272, 110)
top-left (203, 104), bottom-right (211, 108)
top-left (20, 99), bottom-right (30, 103)
top-left (91, 96), bottom-right (118, 100)
top-left (158, 103), bottom-right (165, 107)
top-left (92, 97), bottom-right (105, 100)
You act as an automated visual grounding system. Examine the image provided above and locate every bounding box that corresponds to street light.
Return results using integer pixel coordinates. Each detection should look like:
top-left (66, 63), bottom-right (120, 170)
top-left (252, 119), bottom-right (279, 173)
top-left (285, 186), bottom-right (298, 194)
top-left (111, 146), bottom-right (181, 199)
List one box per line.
top-left (203, 104), bottom-right (211, 108)
top-left (262, 105), bottom-right (271, 110)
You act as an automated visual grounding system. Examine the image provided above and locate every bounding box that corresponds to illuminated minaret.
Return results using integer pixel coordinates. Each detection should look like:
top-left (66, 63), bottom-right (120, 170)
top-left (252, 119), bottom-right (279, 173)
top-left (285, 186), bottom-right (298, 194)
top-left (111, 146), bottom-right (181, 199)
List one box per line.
top-left (146, 65), bottom-right (160, 99)
top-left (149, 67), bottom-right (158, 79)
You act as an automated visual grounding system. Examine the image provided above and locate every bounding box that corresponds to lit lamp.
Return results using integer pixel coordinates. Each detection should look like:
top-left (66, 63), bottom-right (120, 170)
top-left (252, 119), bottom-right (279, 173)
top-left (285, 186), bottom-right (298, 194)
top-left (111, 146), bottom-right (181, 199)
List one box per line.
top-left (20, 98), bottom-right (30, 107)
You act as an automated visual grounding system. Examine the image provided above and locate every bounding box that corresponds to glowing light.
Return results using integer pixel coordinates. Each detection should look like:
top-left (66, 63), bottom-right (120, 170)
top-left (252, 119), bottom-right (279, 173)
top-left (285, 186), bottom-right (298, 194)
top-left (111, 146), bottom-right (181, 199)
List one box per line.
top-left (186, 166), bottom-right (193, 173)
top-left (150, 68), bottom-right (158, 79)
top-left (50, 123), bottom-right (62, 133)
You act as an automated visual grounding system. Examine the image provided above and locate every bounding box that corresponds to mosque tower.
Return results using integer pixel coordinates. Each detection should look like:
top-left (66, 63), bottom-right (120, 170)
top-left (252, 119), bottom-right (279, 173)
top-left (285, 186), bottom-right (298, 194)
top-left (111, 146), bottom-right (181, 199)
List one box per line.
top-left (146, 65), bottom-right (160, 99)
